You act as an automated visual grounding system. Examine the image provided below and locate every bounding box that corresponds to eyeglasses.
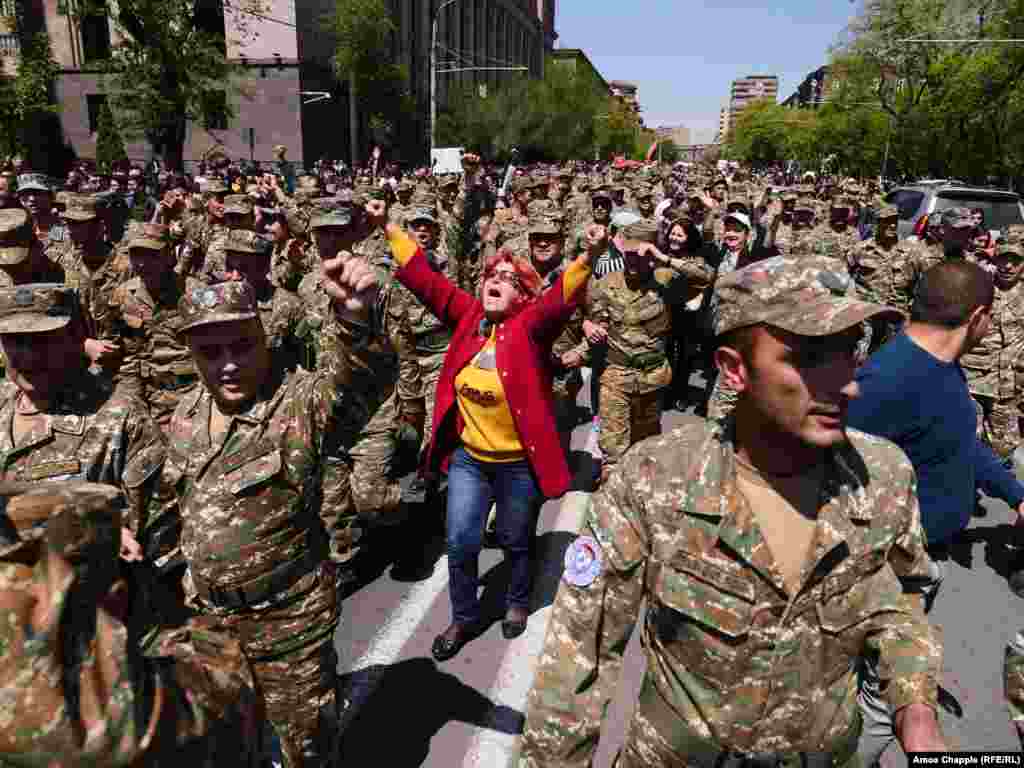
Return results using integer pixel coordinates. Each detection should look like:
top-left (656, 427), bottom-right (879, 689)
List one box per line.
top-left (487, 271), bottom-right (521, 290)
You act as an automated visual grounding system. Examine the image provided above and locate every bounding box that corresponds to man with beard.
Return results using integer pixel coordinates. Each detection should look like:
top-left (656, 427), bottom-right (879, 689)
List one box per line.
top-left (519, 254), bottom-right (943, 768)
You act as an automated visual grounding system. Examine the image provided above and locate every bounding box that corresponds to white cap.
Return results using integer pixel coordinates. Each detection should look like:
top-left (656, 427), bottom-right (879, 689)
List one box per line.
top-left (724, 212), bottom-right (752, 231)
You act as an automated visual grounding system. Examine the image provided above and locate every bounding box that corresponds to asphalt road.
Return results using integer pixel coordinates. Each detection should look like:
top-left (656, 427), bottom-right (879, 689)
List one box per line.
top-left (332, 372), bottom-right (1024, 767)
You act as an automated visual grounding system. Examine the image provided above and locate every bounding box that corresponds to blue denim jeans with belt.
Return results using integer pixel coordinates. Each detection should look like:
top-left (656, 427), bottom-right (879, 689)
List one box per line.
top-left (446, 446), bottom-right (540, 625)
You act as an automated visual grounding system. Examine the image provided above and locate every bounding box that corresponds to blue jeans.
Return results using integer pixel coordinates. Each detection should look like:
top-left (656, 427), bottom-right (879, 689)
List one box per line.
top-left (446, 446), bottom-right (540, 625)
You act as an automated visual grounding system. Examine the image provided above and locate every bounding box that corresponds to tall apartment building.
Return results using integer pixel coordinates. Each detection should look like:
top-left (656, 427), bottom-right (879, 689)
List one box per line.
top-left (716, 106), bottom-right (729, 143)
top-left (730, 74), bottom-right (778, 114)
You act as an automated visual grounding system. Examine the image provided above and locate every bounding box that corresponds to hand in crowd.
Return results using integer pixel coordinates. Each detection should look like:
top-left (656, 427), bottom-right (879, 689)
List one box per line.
top-left (120, 526), bottom-right (142, 562)
top-left (84, 338), bottom-right (120, 365)
top-left (583, 318), bottom-right (607, 344)
top-left (561, 349), bottom-right (584, 369)
top-left (322, 254), bottom-right (379, 317)
top-left (365, 199), bottom-right (387, 230)
top-left (582, 223), bottom-right (608, 265)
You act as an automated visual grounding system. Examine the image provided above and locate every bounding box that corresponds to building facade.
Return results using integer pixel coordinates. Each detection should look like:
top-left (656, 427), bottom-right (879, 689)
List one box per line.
top-left (730, 74), bottom-right (778, 114)
top-left (655, 124), bottom-right (690, 148)
top-left (782, 65), bottom-right (830, 109)
top-left (41, 0), bottom-right (554, 169)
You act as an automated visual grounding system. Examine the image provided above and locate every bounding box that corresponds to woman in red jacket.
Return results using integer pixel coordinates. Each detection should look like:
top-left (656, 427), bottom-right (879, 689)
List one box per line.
top-left (379, 205), bottom-right (599, 661)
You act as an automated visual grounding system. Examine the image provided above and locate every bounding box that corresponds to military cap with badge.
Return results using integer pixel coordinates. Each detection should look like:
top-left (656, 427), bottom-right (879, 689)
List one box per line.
top-left (179, 281), bottom-right (259, 333)
top-left (0, 283), bottom-right (81, 335)
top-left (0, 208), bottom-right (33, 265)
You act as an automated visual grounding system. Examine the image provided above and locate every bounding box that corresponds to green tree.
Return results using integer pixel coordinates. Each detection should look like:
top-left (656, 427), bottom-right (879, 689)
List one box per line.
top-left (0, 29), bottom-right (59, 164)
top-left (330, 0), bottom-right (413, 164)
top-left (65, 0), bottom-right (267, 171)
top-left (94, 101), bottom-right (127, 173)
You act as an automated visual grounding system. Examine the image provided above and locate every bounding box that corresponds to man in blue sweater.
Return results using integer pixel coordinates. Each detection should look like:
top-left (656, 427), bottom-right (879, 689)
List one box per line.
top-left (847, 260), bottom-right (1024, 765)
top-left (848, 260), bottom-right (1024, 547)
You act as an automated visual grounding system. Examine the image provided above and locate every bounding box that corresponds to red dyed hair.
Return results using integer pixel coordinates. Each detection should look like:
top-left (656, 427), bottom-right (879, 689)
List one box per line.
top-left (479, 247), bottom-right (543, 313)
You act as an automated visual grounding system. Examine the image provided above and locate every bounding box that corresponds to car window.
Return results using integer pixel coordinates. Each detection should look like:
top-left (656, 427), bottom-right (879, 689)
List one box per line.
top-left (934, 193), bottom-right (1024, 231)
top-left (886, 190), bottom-right (925, 221)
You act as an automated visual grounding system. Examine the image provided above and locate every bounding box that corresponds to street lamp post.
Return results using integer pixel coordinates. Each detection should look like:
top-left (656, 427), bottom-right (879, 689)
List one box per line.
top-left (430, 0), bottom-right (459, 158)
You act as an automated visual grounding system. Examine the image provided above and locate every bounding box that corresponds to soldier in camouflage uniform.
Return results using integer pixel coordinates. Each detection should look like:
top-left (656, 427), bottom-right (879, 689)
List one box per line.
top-left (0, 208), bottom-right (64, 288)
top-left (0, 285), bottom-right (181, 635)
top-left (571, 187), bottom-right (613, 257)
top-left (919, 206), bottom-right (976, 266)
top-left (165, 269), bottom-right (386, 768)
top-left (1006, 628), bottom-right (1024, 748)
top-left (197, 193), bottom-right (255, 281)
top-left (17, 172), bottom-right (66, 252)
top-left (586, 221), bottom-right (687, 483)
top-left (848, 206), bottom-right (932, 342)
top-left (961, 240), bottom-right (1024, 459)
top-left (266, 205), bottom-right (308, 293)
top-left (0, 481), bottom-right (265, 768)
top-left (52, 194), bottom-right (124, 374)
top-left (518, 253), bottom-right (945, 768)
top-left (222, 228), bottom-right (305, 374)
top-left (389, 178), bottom-right (415, 226)
top-left (186, 178), bottom-right (229, 280)
top-left (791, 197), bottom-right (860, 264)
top-left (109, 223), bottom-right (201, 432)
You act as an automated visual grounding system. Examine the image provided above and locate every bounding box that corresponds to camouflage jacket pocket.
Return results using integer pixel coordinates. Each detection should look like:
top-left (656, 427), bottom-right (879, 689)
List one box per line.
top-left (221, 447), bottom-right (283, 496)
top-left (648, 559), bottom-right (753, 692)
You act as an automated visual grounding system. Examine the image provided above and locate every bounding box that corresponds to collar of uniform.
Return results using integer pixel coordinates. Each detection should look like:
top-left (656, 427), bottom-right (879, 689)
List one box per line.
top-left (688, 418), bottom-right (871, 589)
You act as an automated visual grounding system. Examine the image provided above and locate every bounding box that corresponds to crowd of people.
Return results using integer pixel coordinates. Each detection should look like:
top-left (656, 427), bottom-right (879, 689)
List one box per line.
top-left (0, 144), bottom-right (1021, 768)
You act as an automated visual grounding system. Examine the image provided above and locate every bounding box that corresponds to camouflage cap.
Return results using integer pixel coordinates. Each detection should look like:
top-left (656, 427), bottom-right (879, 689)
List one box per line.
top-left (128, 223), bottom-right (170, 252)
top-left (0, 481), bottom-right (124, 562)
top-left (273, 144), bottom-right (287, 158)
top-left (60, 194), bottom-right (99, 222)
top-left (633, 185), bottom-right (654, 200)
top-left (308, 197), bottom-right (354, 230)
top-left (620, 220), bottom-right (658, 248)
top-left (509, 176), bottom-right (530, 195)
top-left (223, 194), bottom-right (253, 215)
top-left (396, 179), bottom-right (414, 192)
top-left (179, 281), bottom-right (259, 332)
top-left (795, 198), bottom-right (816, 214)
top-left (439, 175), bottom-right (459, 189)
top-left (0, 208), bottom-right (32, 265)
top-left (942, 206), bottom-right (974, 228)
top-left (0, 283), bottom-right (79, 334)
top-left (528, 212), bottom-right (562, 236)
top-left (556, 166), bottom-right (573, 181)
top-left (713, 254), bottom-right (902, 337)
top-left (590, 186), bottom-right (612, 201)
top-left (16, 172), bottom-right (50, 193)
top-left (225, 229), bottom-right (272, 256)
top-left (202, 178), bottom-right (229, 195)
top-left (877, 205), bottom-right (899, 220)
top-left (829, 196), bottom-right (853, 210)
top-left (406, 205), bottom-right (437, 225)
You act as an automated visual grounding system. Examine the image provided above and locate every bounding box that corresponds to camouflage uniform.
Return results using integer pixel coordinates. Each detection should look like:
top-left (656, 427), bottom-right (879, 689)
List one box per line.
top-left (0, 482), bottom-right (263, 768)
top-left (962, 243), bottom-right (1024, 458)
top-left (0, 208), bottom-right (65, 289)
top-left (847, 207), bottom-right (929, 341)
top-left (588, 223), bottom-right (685, 470)
top-left (164, 280), bottom-right (385, 768)
top-left (518, 257), bottom-right (939, 768)
top-left (1006, 628), bottom-right (1024, 729)
top-left (108, 225), bottom-right (200, 432)
top-left (388, 200), bottom-right (457, 453)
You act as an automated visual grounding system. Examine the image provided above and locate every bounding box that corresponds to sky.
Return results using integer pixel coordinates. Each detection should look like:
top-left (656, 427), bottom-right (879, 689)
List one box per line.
top-left (555, 0), bottom-right (861, 144)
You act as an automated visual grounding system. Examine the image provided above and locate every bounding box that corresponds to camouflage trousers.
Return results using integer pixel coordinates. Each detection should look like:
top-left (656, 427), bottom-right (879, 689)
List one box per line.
top-left (1006, 628), bottom-right (1024, 722)
top-left (973, 393), bottom-right (1022, 459)
top-left (202, 568), bottom-right (341, 768)
top-left (598, 372), bottom-right (664, 468)
top-left (349, 391), bottom-right (403, 524)
top-left (419, 354), bottom-right (445, 455)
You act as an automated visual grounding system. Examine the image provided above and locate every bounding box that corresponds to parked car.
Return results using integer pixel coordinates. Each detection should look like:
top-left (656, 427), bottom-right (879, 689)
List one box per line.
top-left (884, 182), bottom-right (1024, 240)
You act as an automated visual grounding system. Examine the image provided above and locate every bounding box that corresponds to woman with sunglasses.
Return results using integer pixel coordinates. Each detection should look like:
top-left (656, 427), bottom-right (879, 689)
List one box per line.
top-left (369, 192), bottom-right (600, 661)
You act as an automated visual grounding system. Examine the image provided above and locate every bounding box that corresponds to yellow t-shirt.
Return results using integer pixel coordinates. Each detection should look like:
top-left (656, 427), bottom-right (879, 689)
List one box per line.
top-left (455, 332), bottom-right (525, 463)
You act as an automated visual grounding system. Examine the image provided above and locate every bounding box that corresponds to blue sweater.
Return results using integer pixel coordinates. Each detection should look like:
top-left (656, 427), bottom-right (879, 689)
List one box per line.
top-left (846, 332), bottom-right (1024, 545)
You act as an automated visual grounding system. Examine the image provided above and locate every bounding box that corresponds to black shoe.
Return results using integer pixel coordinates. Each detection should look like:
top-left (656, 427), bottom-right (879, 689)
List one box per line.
top-left (501, 618), bottom-right (527, 639)
top-left (390, 559), bottom-right (434, 582)
top-left (431, 622), bottom-right (481, 662)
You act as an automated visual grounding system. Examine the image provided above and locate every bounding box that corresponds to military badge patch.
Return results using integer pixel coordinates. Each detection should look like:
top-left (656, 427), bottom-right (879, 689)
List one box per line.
top-left (563, 535), bottom-right (603, 587)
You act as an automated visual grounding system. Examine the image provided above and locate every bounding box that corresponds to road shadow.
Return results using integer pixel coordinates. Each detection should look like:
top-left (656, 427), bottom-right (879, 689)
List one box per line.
top-left (476, 530), bottom-right (576, 626)
top-left (337, 658), bottom-right (525, 766)
top-left (935, 523), bottom-right (1018, 580)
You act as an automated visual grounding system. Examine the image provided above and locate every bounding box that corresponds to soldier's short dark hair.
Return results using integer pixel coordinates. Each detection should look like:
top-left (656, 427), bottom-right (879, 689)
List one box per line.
top-left (911, 261), bottom-right (994, 329)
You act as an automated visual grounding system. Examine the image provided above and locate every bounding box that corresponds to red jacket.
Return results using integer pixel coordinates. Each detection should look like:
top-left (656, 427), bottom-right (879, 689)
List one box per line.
top-left (395, 248), bottom-right (586, 499)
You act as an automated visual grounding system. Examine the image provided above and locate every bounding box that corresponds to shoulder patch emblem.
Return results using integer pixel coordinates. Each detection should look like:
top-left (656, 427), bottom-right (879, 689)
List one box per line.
top-left (563, 535), bottom-right (603, 587)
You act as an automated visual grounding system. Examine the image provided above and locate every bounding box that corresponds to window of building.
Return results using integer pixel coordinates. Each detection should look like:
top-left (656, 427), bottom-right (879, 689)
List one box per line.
top-left (86, 93), bottom-right (107, 133)
top-left (202, 91), bottom-right (229, 131)
top-left (80, 1), bottom-right (110, 63)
